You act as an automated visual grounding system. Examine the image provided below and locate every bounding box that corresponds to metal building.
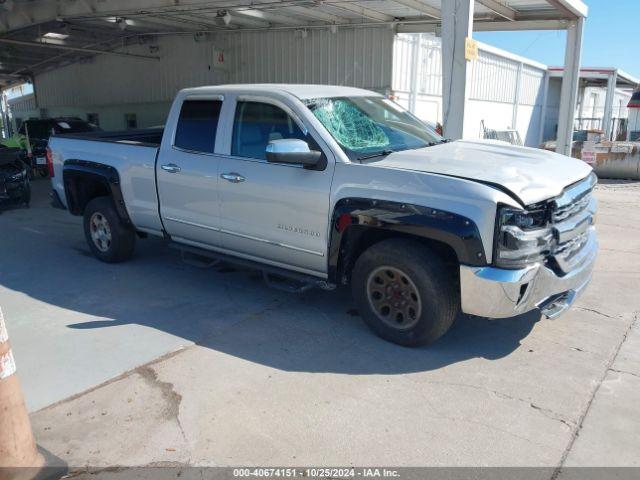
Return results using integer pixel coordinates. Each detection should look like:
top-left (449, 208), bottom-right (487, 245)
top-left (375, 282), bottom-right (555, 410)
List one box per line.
top-left (392, 36), bottom-right (638, 147)
top-left (1, 0), bottom-right (588, 155)
top-left (547, 67), bottom-right (639, 141)
top-left (393, 33), bottom-right (549, 146)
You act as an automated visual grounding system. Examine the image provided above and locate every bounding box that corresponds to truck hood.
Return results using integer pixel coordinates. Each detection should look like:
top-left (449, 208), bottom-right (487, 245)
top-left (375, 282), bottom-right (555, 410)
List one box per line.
top-left (370, 139), bottom-right (593, 205)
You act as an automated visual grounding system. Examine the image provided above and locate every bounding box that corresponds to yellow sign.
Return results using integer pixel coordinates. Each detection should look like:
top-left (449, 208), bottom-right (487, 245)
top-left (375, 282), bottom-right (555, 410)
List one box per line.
top-left (465, 37), bottom-right (479, 61)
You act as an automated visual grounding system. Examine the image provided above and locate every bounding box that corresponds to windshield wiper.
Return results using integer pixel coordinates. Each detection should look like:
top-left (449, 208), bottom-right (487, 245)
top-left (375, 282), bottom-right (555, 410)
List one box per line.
top-left (356, 149), bottom-right (395, 161)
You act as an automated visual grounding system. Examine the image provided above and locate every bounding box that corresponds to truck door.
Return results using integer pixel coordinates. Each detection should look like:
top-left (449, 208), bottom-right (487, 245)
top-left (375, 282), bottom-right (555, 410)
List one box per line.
top-left (217, 97), bottom-right (335, 277)
top-left (156, 96), bottom-right (224, 246)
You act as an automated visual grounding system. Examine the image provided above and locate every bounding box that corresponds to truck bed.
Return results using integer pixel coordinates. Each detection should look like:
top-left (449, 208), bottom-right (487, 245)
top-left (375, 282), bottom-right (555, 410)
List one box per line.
top-left (49, 129), bottom-right (163, 233)
top-left (54, 127), bottom-right (164, 147)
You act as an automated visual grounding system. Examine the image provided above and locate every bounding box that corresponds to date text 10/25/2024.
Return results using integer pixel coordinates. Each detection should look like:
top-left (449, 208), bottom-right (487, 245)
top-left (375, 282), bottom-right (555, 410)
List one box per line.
top-left (233, 468), bottom-right (400, 478)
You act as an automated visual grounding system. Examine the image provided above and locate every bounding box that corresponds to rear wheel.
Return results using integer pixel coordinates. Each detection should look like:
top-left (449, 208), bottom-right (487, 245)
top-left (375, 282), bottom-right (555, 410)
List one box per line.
top-left (83, 197), bottom-right (135, 263)
top-left (351, 239), bottom-right (458, 347)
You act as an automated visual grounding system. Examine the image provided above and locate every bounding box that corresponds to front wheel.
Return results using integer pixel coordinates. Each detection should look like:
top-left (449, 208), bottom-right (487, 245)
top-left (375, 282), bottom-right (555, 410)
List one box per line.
top-left (351, 239), bottom-right (458, 347)
top-left (83, 197), bottom-right (136, 263)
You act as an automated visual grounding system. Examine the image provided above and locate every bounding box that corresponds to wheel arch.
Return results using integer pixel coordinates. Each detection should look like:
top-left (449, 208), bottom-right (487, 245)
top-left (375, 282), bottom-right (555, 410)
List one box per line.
top-left (327, 198), bottom-right (487, 285)
top-left (63, 160), bottom-right (131, 224)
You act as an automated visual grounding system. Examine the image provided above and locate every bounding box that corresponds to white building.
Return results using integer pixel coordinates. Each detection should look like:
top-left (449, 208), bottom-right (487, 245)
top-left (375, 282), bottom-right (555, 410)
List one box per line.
top-left (627, 90), bottom-right (640, 140)
top-left (392, 35), bottom-right (638, 146)
top-left (547, 67), bottom-right (637, 142)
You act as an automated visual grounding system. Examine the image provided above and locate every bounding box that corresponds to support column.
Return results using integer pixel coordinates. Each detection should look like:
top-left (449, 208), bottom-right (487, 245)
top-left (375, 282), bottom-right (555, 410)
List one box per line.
top-left (441, 0), bottom-right (474, 140)
top-left (512, 62), bottom-right (523, 131)
top-left (603, 71), bottom-right (618, 140)
top-left (577, 84), bottom-right (586, 126)
top-left (408, 34), bottom-right (420, 114)
top-left (538, 72), bottom-right (550, 145)
top-left (556, 18), bottom-right (584, 156)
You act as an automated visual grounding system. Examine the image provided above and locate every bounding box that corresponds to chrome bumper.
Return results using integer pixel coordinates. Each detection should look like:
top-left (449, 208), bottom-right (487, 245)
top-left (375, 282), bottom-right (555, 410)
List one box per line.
top-left (460, 228), bottom-right (597, 319)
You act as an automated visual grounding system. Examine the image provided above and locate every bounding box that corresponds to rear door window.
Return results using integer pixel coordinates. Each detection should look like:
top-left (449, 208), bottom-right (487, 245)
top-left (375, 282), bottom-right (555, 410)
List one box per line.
top-left (174, 100), bottom-right (222, 154)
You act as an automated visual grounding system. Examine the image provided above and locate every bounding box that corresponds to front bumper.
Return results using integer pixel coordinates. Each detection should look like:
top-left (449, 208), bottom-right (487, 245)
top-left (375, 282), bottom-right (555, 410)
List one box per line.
top-left (460, 227), bottom-right (597, 319)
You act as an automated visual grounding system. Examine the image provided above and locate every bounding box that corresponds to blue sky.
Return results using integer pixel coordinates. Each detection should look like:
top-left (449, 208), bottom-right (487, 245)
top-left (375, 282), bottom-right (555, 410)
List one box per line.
top-left (475, 0), bottom-right (639, 77)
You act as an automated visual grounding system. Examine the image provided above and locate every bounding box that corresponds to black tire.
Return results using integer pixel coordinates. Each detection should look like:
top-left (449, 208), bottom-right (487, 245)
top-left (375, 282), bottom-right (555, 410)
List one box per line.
top-left (83, 197), bottom-right (135, 263)
top-left (351, 238), bottom-right (458, 347)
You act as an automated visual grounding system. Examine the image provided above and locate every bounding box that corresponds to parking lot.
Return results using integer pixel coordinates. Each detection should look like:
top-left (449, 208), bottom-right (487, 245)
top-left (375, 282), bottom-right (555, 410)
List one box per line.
top-left (0, 178), bottom-right (638, 469)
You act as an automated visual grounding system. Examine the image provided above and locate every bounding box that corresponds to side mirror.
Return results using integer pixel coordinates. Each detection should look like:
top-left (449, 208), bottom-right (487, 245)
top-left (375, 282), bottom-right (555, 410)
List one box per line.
top-left (265, 139), bottom-right (322, 167)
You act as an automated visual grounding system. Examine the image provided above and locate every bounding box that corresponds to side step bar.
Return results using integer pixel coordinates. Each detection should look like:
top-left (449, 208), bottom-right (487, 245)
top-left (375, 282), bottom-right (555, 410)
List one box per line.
top-left (169, 242), bottom-right (335, 293)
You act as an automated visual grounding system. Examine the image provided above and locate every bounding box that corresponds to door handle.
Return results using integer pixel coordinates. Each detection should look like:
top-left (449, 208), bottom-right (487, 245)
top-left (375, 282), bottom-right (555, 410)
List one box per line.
top-left (220, 172), bottom-right (245, 183)
top-left (161, 163), bottom-right (181, 173)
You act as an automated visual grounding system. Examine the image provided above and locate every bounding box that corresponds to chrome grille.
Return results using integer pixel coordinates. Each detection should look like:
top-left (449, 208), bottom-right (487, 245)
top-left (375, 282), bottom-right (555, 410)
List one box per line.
top-left (555, 230), bottom-right (589, 258)
top-left (553, 193), bottom-right (591, 222)
top-left (549, 173), bottom-right (597, 273)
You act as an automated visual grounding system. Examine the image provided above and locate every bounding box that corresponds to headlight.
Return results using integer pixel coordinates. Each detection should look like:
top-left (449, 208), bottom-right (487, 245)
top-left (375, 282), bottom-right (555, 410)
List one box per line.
top-left (495, 206), bottom-right (554, 269)
top-left (8, 170), bottom-right (25, 182)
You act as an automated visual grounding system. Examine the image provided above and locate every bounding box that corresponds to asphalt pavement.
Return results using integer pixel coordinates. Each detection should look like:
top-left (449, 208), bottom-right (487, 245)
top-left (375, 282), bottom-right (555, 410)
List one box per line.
top-left (0, 178), bottom-right (637, 470)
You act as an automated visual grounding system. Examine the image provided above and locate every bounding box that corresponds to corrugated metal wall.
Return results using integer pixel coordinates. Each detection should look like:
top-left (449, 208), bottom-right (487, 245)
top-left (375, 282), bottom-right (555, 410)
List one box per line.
top-left (35, 35), bottom-right (230, 108)
top-left (231, 27), bottom-right (393, 89)
top-left (7, 93), bottom-right (37, 114)
top-left (34, 26), bottom-right (394, 110)
top-left (520, 66), bottom-right (546, 106)
top-left (392, 35), bottom-right (412, 93)
top-left (392, 34), bottom-right (441, 96)
top-left (469, 50), bottom-right (519, 104)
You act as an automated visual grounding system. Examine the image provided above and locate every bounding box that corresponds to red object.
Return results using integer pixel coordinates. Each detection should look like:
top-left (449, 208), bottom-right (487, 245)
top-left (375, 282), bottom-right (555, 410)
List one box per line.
top-left (337, 213), bottom-right (352, 232)
top-left (46, 146), bottom-right (54, 177)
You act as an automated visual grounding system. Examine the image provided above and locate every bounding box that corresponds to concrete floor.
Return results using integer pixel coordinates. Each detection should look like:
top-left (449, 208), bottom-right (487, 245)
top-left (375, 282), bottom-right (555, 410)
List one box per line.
top-left (0, 178), bottom-right (638, 470)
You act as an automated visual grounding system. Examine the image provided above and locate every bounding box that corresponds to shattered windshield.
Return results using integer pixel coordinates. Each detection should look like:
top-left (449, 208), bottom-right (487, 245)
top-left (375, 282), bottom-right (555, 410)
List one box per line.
top-left (304, 96), bottom-right (443, 161)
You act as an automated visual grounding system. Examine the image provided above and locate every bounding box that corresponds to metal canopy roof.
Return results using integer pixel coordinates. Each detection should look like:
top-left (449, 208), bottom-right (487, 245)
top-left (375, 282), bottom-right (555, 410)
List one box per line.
top-left (548, 67), bottom-right (640, 89)
top-left (0, 0), bottom-right (588, 88)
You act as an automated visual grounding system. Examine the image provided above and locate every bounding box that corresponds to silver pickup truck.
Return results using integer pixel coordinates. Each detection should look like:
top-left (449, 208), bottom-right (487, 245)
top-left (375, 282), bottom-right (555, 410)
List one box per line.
top-left (48, 84), bottom-right (598, 347)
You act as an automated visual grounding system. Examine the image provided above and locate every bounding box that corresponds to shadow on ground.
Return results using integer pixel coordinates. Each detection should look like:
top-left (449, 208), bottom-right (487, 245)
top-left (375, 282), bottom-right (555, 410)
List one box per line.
top-left (0, 180), bottom-right (540, 376)
top-left (64, 272), bottom-right (540, 375)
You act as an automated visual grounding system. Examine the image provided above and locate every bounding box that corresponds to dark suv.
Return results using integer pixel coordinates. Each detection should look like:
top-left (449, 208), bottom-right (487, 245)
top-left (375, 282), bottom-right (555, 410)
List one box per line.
top-left (19, 117), bottom-right (100, 176)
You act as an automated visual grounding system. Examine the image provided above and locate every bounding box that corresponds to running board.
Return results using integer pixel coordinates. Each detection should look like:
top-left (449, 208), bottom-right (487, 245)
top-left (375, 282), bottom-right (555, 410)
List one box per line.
top-left (180, 249), bottom-right (221, 269)
top-left (169, 242), bottom-right (335, 293)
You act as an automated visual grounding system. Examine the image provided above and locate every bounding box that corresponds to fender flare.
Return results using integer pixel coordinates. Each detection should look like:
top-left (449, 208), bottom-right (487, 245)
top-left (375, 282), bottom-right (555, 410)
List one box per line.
top-left (62, 159), bottom-right (130, 224)
top-left (327, 198), bottom-right (488, 283)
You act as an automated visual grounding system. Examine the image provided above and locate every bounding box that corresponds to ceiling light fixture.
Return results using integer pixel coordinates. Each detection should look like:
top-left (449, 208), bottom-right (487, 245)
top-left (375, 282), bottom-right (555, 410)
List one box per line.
top-left (115, 17), bottom-right (127, 31)
top-left (43, 32), bottom-right (69, 40)
top-left (215, 11), bottom-right (232, 26)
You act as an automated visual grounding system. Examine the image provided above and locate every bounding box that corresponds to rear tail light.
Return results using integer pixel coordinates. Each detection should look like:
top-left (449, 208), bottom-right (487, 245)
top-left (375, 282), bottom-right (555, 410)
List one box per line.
top-left (46, 146), bottom-right (54, 177)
